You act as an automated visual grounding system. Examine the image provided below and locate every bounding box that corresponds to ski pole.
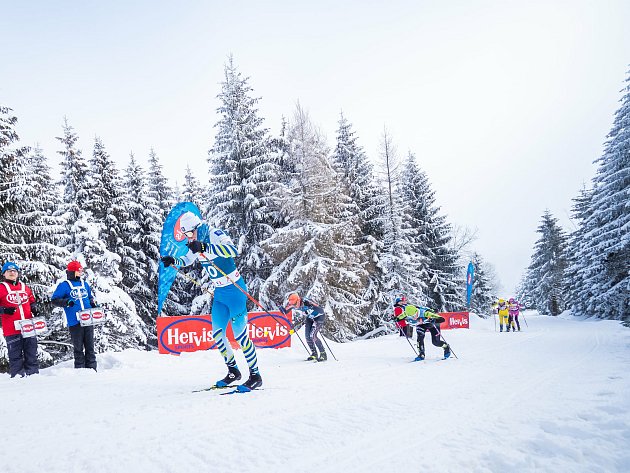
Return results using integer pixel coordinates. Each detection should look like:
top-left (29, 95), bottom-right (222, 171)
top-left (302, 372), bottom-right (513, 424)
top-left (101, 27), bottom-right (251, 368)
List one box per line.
top-left (435, 325), bottom-right (459, 359)
top-left (523, 314), bottom-right (529, 328)
top-left (319, 334), bottom-right (338, 361)
top-left (203, 257), bottom-right (312, 355)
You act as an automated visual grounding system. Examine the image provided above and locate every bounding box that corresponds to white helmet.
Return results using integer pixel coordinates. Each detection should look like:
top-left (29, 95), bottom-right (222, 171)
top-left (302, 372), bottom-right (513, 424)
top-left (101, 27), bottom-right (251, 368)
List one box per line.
top-left (179, 211), bottom-right (202, 233)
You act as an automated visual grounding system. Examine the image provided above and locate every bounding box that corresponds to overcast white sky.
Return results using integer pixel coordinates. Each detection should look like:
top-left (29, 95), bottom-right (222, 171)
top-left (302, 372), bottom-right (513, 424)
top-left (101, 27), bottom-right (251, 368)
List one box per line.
top-left (2, 0), bottom-right (629, 293)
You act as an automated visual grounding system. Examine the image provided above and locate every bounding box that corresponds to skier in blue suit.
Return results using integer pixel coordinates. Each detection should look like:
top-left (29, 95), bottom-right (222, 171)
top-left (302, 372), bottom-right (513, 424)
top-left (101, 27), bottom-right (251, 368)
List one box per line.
top-left (161, 212), bottom-right (262, 390)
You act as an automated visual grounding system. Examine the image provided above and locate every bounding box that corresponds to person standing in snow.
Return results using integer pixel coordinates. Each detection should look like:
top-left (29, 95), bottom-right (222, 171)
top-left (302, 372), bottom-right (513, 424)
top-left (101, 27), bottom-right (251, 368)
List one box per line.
top-left (406, 304), bottom-right (451, 360)
top-left (0, 262), bottom-right (40, 378)
top-left (496, 299), bottom-right (510, 332)
top-left (392, 295), bottom-right (411, 337)
top-left (508, 298), bottom-right (522, 331)
top-left (160, 212), bottom-right (263, 390)
top-left (285, 293), bottom-right (327, 362)
top-left (51, 261), bottom-right (98, 370)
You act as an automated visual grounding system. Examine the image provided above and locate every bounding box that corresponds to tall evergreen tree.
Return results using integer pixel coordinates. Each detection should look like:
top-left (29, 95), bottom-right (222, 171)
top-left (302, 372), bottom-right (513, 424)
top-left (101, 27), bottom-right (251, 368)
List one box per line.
top-left (524, 210), bottom-right (569, 315)
top-left (397, 152), bottom-right (463, 311)
top-left (469, 252), bottom-right (497, 316)
top-left (260, 105), bottom-right (370, 339)
top-left (329, 113), bottom-right (387, 326)
top-left (567, 70), bottom-right (630, 321)
top-left (55, 118), bottom-right (90, 253)
top-left (0, 106), bottom-right (29, 263)
top-left (207, 56), bottom-right (280, 298)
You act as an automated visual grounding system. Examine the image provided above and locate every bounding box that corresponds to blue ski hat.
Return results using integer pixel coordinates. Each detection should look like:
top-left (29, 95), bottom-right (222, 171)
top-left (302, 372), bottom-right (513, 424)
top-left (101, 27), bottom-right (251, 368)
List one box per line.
top-left (2, 262), bottom-right (20, 273)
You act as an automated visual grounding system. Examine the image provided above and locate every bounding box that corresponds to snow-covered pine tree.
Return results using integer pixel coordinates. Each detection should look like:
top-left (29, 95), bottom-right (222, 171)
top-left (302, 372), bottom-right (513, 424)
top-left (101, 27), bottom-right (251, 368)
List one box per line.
top-left (0, 106), bottom-right (30, 263)
top-left (566, 186), bottom-right (595, 317)
top-left (469, 252), bottom-right (498, 316)
top-left (260, 104), bottom-right (370, 339)
top-left (524, 210), bottom-right (569, 315)
top-left (567, 70), bottom-right (630, 321)
top-left (180, 165), bottom-right (204, 209)
top-left (85, 137), bottom-right (129, 257)
top-left (207, 56), bottom-right (279, 299)
top-left (373, 130), bottom-right (418, 312)
top-left (146, 148), bottom-right (174, 221)
top-left (400, 152), bottom-right (463, 311)
top-left (121, 152), bottom-right (162, 342)
top-left (15, 145), bottom-right (70, 305)
top-left (329, 113), bottom-right (387, 328)
top-left (55, 118), bottom-right (91, 253)
top-left (71, 213), bottom-right (147, 351)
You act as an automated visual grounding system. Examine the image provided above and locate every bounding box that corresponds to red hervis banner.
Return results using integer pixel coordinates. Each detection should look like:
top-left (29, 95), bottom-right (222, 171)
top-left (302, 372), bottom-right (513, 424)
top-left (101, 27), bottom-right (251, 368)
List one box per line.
top-left (157, 310), bottom-right (293, 355)
top-left (439, 312), bottom-right (470, 330)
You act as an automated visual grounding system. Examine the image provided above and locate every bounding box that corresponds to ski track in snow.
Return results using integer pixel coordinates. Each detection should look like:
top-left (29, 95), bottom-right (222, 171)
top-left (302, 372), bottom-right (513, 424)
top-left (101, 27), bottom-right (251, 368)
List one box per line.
top-left (1, 313), bottom-right (629, 473)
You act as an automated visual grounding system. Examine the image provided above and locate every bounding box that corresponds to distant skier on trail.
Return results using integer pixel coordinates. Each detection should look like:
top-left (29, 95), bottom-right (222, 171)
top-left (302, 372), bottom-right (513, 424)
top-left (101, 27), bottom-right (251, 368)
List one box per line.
top-left (497, 299), bottom-right (510, 332)
top-left (285, 293), bottom-right (327, 362)
top-left (160, 211), bottom-right (263, 391)
top-left (508, 298), bottom-right (522, 331)
top-left (405, 304), bottom-right (451, 360)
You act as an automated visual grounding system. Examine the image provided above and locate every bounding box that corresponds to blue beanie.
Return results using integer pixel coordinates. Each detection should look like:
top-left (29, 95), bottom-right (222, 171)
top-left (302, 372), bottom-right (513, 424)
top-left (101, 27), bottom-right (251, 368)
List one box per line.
top-left (2, 262), bottom-right (20, 273)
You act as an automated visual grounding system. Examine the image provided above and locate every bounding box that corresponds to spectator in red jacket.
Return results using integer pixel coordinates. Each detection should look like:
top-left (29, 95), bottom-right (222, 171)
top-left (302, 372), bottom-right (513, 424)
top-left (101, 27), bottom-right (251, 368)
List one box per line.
top-left (0, 262), bottom-right (40, 378)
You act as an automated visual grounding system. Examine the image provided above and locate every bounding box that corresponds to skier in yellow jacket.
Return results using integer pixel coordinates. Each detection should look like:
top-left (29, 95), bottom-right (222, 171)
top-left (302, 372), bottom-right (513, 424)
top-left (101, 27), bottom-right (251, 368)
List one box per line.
top-left (497, 299), bottom-right (510, 332)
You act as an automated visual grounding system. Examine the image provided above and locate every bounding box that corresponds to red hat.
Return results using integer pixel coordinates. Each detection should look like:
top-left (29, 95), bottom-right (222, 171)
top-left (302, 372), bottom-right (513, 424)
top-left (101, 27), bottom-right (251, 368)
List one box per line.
top-left (67, 261), bottom-right (83, 272)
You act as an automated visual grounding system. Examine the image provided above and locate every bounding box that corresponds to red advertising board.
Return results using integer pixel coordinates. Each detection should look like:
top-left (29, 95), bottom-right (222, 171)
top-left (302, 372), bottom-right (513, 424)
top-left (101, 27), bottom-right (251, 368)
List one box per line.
top-left (439, 311), bottom-right (470, 330)
top-left (157, 310), bottom-right (293, 355)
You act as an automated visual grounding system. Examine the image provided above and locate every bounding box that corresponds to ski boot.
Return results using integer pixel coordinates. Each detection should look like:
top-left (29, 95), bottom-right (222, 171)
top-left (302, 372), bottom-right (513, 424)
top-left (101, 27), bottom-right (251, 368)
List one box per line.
top-left (318, 352), bottom-right (327, 362)
top-left (215, 365), bottom-right (241, 388)
top-left (443, 344), bottom-right (451, 359)
top-left (238, 370), bottom-right (263, 392)
top-left (415, 352), bottom-right (425, 361)
top-left (306, 352), bottom-right (318, 361)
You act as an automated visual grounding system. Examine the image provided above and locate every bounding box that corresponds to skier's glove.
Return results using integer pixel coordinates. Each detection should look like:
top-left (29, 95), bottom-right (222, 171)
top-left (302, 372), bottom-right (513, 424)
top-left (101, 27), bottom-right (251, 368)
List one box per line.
top-left (0, 307), bottom-right (16, 315)
top-left (161, 256), bottom-right (175, 267)
top-left (66, 300), bottom-right (75, 308)
top-left (186, 240), bottom-right (207, 254)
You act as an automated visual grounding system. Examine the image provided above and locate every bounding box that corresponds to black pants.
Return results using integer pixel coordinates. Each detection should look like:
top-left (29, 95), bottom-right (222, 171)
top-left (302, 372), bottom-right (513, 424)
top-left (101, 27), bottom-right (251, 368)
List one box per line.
top-left (69, 324), bottom-right (97, 369)
top-left (305, 316), bottom-right (326, 355)
top-left (5, 334), bottom-right (39, 377)
top-left (416, 323), bottom-right (445, 356)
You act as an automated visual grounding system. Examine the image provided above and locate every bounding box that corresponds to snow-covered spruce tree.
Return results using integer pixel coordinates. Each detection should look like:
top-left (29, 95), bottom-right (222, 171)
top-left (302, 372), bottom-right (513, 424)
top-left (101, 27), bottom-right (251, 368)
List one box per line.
top-left (55, 118), bottom-right (91, 253)
top-left (207, 56), bottom-right (280, 299)
top-left (180, 165), bottom-right (204, 209)
top-left (567, 71), bottom-right (630, 321)
top-left (469, 252), bottom-right (498, 316)
top-left (373, 129), bottom-right (418, 314)
top-left (566, 186), bottom-right (595, 316)
top-left (121, 152), bottom-right (164, 343)
top-left (146, 148), bottom-right (174, 220)
top-left (15, 146), bottom-right (70, 304)
top-left (392, 150), bottom-right (463, 311)
top-left (260, 104), bottom-right (370, 339)
top-left (85, 137), bottom-right (129, 257)
top-left (329, 113), bottom-right (387, 327)
top-left (524, 210), bottom-right (569, 315)
top-left (71, 213), bottom-right (147, 351)
top-left (0, 106), bottom-right (30, 263)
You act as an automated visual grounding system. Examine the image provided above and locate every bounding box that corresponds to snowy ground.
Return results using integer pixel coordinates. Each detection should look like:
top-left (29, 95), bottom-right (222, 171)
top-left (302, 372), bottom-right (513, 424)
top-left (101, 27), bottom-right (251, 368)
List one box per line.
top-left (1, 312), bottom-right (629, 473)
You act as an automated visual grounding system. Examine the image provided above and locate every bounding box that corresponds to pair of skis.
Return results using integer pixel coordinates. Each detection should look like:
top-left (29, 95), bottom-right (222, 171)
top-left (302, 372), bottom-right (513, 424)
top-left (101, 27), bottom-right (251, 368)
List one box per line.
top-left (192, 384), bottom-right (262, 395)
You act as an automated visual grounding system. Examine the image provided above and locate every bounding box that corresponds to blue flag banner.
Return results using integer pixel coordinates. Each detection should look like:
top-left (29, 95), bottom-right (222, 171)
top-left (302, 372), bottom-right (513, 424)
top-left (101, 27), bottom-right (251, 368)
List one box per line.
top-left (157, 202), bottom-right (203, 316)
top-left (466, 261), bottom-right (475, 308)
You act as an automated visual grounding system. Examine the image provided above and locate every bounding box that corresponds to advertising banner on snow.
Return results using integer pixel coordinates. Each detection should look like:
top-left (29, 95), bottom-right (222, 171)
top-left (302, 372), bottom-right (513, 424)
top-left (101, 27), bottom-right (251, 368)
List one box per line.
top-left (466, 261), bottom-right (475, 308)
top-left (157, 310), bottom-right (293, 355)
top-left (439, 312), bottom-right (470, 330)
top-left (157, 201), bottom-right (203, 316)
